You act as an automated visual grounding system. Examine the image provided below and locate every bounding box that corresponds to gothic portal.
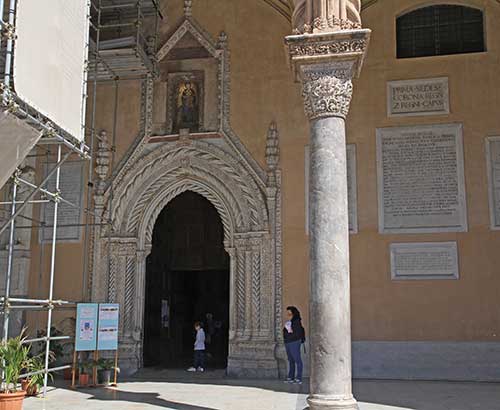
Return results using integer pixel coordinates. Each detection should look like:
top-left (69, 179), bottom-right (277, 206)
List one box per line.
top-left (90, 12), bottom-right (284, 377)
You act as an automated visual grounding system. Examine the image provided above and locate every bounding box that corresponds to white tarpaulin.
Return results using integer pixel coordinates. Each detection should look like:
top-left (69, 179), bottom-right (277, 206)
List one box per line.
top-left (14, 0), bottom-right (90, 142)
top-left (0, 112), bottom-right (40, 190)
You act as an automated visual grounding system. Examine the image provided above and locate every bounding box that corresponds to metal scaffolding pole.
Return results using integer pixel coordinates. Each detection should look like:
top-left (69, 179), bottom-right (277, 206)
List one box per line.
top-left (42, 144), bottom-right (61, 396)
top-left (2, 172), bottom-right (18, 341)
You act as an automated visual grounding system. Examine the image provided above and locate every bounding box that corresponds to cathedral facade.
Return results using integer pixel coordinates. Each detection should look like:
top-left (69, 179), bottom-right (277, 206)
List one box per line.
top-left (20, 0), bottom-right (500, 391)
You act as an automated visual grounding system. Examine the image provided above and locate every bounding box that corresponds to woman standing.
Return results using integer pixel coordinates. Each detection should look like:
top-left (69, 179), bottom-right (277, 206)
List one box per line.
top-left (283, 306), bottom-right (305, 384)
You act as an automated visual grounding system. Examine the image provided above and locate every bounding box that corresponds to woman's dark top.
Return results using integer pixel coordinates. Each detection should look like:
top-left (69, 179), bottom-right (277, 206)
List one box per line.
top-left (283, 316), bottom-right (305, 344)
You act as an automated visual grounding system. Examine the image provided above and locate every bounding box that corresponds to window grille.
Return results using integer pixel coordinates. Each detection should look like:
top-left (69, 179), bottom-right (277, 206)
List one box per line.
top-left (396, 5), bottom-right (485, 58)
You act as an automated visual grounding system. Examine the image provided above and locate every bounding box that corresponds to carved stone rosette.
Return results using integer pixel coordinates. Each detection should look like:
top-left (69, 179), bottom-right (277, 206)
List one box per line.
top-left (285, 29), bottom-right (370, 120)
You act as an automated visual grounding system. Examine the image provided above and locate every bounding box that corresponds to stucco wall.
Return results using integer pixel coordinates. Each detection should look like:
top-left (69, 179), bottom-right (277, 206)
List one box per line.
top-left (349, 0), bottom-right (500, 342)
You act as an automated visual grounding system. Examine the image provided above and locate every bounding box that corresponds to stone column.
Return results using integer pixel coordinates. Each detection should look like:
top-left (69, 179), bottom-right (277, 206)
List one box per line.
top-left (285, 28), bottom-right (370, 410)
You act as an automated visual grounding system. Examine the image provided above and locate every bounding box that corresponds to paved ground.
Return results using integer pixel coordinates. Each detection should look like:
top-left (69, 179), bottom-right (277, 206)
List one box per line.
top-left (23, 370), bottom-right (500, 410)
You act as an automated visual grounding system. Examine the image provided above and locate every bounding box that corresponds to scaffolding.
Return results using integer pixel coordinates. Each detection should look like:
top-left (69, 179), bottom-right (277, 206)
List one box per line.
top-left (88, 0), bottom-right (162, 81)
top-left (0, 0), bottom-right (92, 397)
top-left (0, 0), bottom-right (161, 398)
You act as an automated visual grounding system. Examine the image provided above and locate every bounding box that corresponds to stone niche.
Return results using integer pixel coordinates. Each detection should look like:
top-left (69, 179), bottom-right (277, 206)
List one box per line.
top-left (152, 31), bottom-right (220, 135)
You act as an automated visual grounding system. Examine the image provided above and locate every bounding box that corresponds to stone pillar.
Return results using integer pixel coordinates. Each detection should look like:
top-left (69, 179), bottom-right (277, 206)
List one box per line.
top-left (285, 28), bottom-right (370, 410)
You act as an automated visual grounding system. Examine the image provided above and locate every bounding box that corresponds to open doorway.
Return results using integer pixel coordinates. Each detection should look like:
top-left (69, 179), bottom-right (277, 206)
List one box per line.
top-left (143, 191), bottom-right (230, 369)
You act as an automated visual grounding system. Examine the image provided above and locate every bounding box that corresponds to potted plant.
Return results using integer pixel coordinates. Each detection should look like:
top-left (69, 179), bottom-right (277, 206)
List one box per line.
top-left (78, 360), bottom-right (93, 387)
top-left (96, 359), bottom-right (118, 386)
top-left (21, 354), bottom-right (53, 397)
top-left (0, 332), bottom-right (30, 409)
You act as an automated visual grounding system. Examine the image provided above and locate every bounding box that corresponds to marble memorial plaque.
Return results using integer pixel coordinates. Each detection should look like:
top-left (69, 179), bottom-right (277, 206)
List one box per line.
top-left (305, 144), bottom-right (358, 234)
top-left (387, 77), bottom-right (449, 117)
top-left (377, 123), bottom-right (467, 234)
top-left (486, 137), bottom-right (500, 230)
top-left (390, 242), bottom-right (459, 280)
top-left (41, 161), bottom-right (84, 242)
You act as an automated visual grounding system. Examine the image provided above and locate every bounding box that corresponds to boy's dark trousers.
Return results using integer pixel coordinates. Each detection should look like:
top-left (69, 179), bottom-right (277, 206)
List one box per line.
top-left (194, 350), bottom-right (205, 369)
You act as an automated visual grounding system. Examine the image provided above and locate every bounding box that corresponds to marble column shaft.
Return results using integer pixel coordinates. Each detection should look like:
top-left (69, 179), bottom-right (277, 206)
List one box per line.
top-left (308, 116), bottom-right (356, 410)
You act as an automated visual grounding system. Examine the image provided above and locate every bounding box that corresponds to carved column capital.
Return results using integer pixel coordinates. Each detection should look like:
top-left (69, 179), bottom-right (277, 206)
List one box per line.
top-left (300, 61), bottom-right (354, 120)
top-left (285, 29), bottom-right (370, 120)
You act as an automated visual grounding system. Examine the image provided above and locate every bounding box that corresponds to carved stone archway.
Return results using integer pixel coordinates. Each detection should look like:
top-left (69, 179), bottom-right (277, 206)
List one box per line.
top-left (92, 133), bottom-right (282, 377)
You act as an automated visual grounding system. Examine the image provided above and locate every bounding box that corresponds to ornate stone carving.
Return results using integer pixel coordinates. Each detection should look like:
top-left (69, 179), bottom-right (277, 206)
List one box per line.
top-left (285, 30), bottom-right (371, 80)
top-left (300, 61), bottom-right (354, 120)
top-left (287, 38), bottom-right (368, 57)
top-left (95, 131), bottom-right (110, 194)
top-left (265, 122), bottom-right (279, 171)
top-left (184, 0), bottom-right (192, 17)
top-left (292, 0), bottom-right (362, 34)
top-left (285, 30), bottom-right (370, 120)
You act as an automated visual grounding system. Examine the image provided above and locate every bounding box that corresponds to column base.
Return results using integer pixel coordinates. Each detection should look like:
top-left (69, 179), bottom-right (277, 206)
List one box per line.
top-left (307, 395), bottom-right (359, 410)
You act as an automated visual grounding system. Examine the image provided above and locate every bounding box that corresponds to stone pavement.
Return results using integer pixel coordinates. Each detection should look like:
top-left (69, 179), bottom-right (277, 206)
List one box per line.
top-left (23, 370), bottom-right (500, 410)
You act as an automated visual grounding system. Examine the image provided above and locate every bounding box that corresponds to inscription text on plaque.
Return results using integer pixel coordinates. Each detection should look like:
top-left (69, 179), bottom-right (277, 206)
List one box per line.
top-left (41, 161), bottom-right (84, 242)
top-left (376, 123), bottom-right (467, 234)
top-left (390, 242), bottom-right (459, 280)
top-left (387, 77), bottom-right (449, 117)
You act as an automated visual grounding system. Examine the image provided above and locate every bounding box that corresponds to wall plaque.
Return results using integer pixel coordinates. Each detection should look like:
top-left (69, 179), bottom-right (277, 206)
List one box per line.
top-left (41, 161), bottom-right (84, 242)
top-left (387, 77), bottom-right (449, 117)
top-left (377, 123), bottom-right (467, 234)
top-left (390, 242), bottom-right (459, 280)
top-left (486, 137), bottom-right (500, 230)
top-left (306, 144), bottom-right (358, 234)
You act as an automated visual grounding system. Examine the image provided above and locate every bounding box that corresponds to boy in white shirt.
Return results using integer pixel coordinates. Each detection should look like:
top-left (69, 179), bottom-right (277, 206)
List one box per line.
top-left (187, 321), bottom-right (206, 372)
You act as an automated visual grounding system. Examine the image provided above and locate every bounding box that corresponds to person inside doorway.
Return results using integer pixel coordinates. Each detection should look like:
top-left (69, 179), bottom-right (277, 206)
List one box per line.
top-left (187, 321), bottom-right (206, 372)
top-left (283, 306), bottom-right (305, 384)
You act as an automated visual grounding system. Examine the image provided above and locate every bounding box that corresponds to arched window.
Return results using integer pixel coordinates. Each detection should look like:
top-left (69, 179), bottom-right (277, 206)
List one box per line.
top-left (396, 4), bottom-right (485, 58)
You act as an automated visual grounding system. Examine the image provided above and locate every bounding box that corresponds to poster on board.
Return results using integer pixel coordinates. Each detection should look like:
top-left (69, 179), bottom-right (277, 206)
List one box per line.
top-left (97, 304), bottom-right (119, 351)
top-left (75, 303), bottom-right (98, 352)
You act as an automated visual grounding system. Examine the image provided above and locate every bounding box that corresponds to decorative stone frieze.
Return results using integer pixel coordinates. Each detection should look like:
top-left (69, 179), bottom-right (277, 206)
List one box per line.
top-left (285, 29), bottom-right (370, 80)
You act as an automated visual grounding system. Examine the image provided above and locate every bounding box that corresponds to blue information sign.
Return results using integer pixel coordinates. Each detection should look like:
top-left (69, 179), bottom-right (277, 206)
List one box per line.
top-left (97, 304), bottom-right (119, 351)
top-left (75, 303), bottom-right (98, 352)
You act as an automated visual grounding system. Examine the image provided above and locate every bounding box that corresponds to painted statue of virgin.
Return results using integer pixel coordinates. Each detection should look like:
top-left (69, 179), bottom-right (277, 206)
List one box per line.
top-left (174, 80), bottom-right (199, 132)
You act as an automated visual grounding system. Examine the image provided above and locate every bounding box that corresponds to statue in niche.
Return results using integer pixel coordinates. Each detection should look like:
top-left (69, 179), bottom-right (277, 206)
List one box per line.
top-left (174, 80), bottom-right (199, 133)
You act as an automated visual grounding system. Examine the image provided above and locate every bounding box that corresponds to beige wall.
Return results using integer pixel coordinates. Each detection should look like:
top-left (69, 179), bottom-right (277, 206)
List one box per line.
top-left (26, 0), bottom-right (500, 343)
top-left (348, 0), bottom-right (500, 341)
